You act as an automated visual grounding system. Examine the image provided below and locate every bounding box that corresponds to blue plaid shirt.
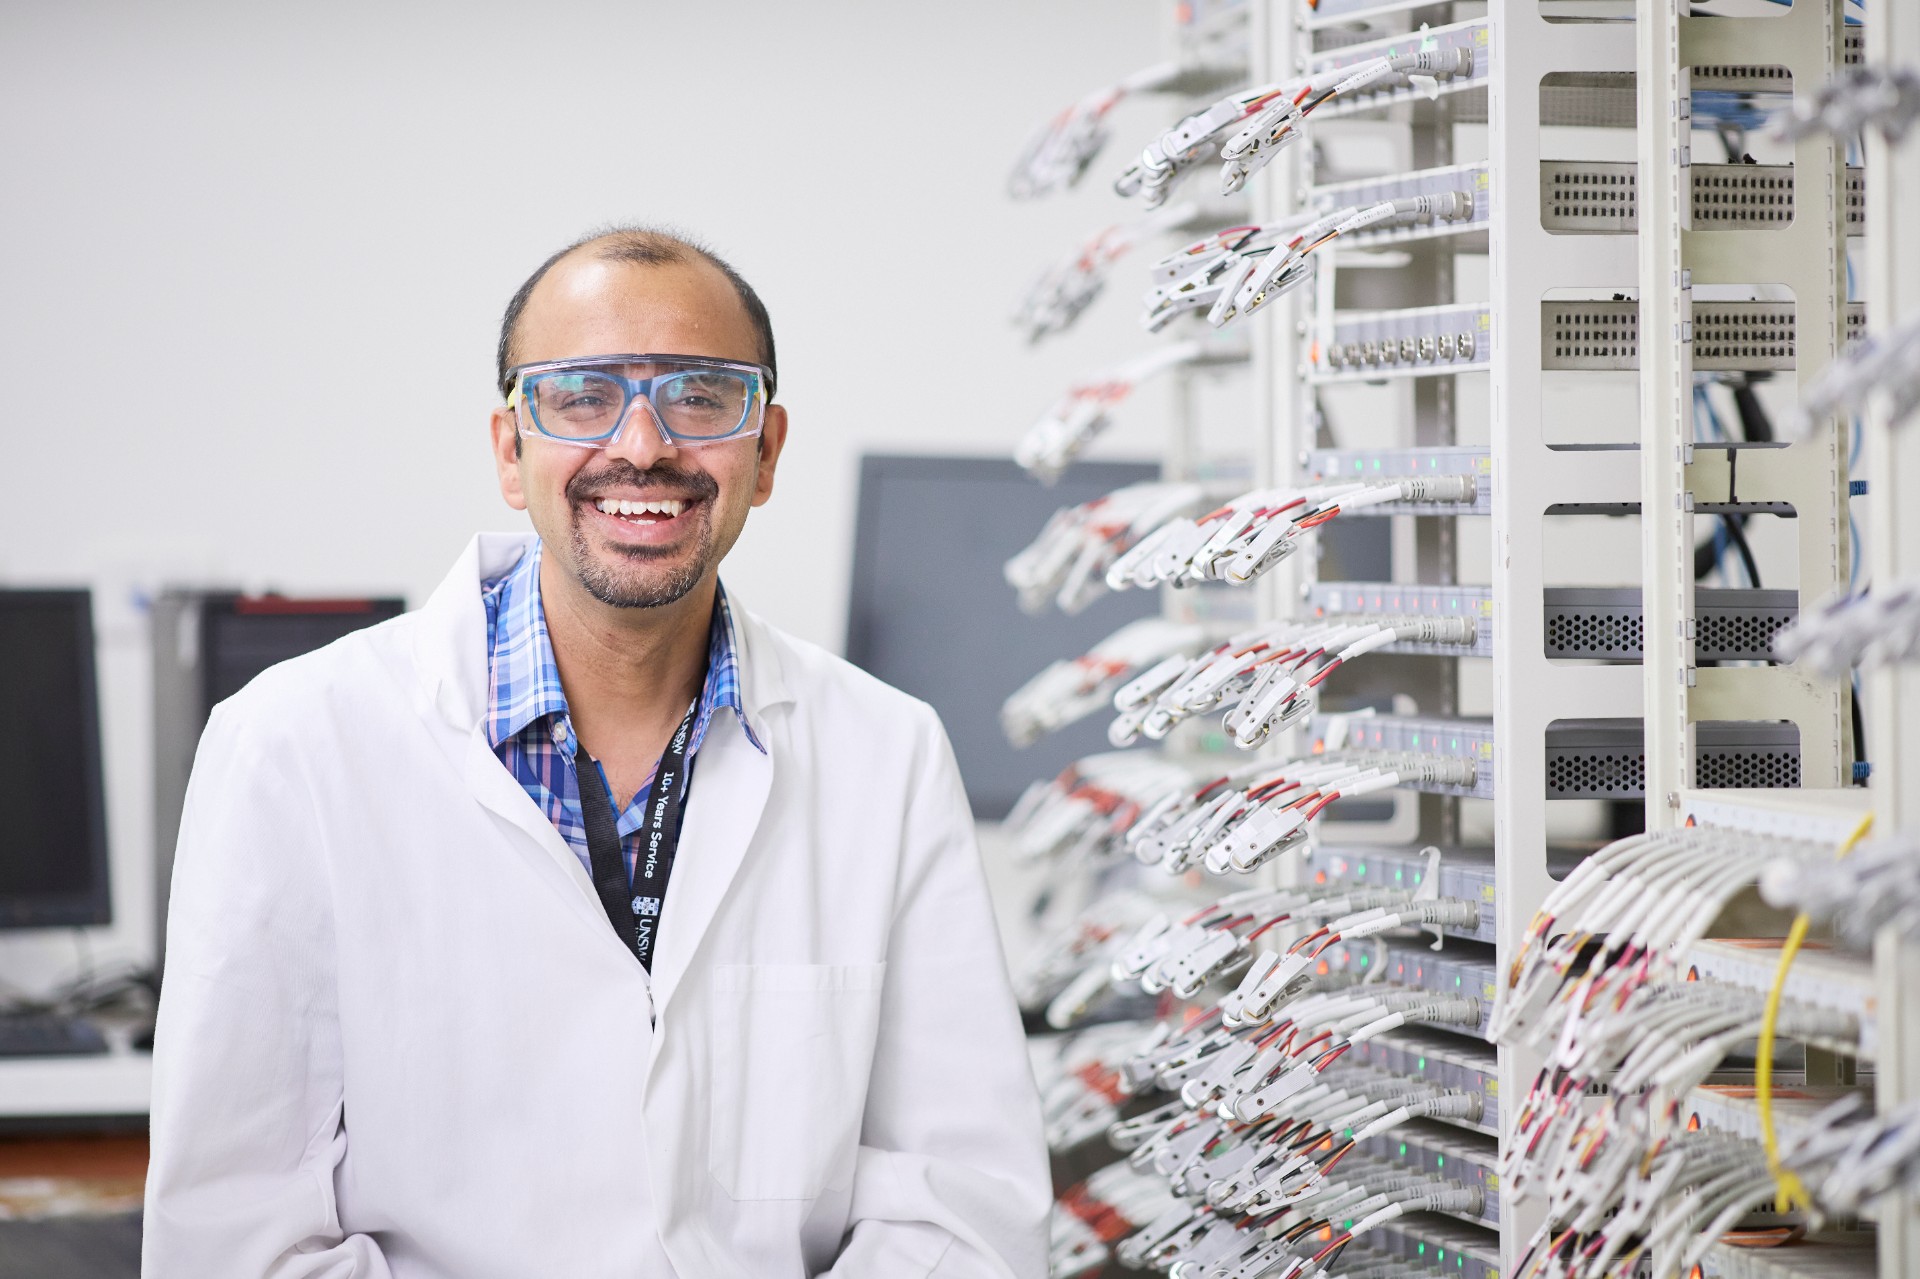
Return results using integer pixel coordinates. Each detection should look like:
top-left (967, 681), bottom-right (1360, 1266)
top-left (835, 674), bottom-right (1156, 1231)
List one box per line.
top-left (482, 542), bottom-right (762, 884)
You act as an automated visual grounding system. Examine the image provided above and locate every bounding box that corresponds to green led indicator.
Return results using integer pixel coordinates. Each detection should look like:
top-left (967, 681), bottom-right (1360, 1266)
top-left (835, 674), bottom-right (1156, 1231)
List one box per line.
top-left (1395, 868), bottom-right (1404, 883)
top-left (1456, 975), bottom-right (1463, 987)
top-left (1372, 458), bottom-right (1382, 470)
top-left (1418, 1244), bottom-right (1427, 1256)
top-left (1354, 459), bottom-right (1364, 473)
top-left (1418, 1056), bottom-right (1427, 1070)
top-left (1413, 872), bottom-right (1422, 884)
top-left (1399, 1142), bottom-right (1408, 1156)
top-left (1457, 1258), bottom-right (1465, 1269)
top-left (1437, 1155), bottom-right (1446, 1168)
top-left (1360, 953), bottom-right (1370, 966)
top-left (1344, 1129), bottom-right (1354, 1139)
top-left (1358, 862), bottom-right (1367, 876)
top-left (1429, 457), bottom-right (1438, 469)
top-left (1451, 737), bottom-right (1460, 750)
top-left (1438, 1250), bottom-right (1447, 1263)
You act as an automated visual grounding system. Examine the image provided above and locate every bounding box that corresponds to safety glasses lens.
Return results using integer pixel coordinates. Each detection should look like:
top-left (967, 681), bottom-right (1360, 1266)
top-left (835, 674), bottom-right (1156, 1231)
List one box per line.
top-left (653, 370), bottom-right (754, 439)
top-left (528, 371), bottom-right (627, 439)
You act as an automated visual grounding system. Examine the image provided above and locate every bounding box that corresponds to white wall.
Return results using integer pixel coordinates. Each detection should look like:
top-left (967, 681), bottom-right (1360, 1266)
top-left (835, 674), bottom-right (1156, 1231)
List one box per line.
top-left (0, 0), bottom-right (1186, 985)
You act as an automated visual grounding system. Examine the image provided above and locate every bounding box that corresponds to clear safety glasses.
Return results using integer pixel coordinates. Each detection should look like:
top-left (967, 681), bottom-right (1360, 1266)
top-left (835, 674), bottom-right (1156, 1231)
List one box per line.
top-left (505, 353), bottom-right (770, 447)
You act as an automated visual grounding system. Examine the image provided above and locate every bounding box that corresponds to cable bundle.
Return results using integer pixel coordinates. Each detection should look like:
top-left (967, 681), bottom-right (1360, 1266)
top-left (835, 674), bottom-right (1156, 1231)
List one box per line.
top-left (1103, 475), bottom-right (1478, 595)
top-left (1109, 614), bottom-right (1477, 749)
top-left (1014, 343), bottom-right (1209, 483)
top-left (1123, 754), bottom-right (1476, 878)
top-left (1004, 481), bottom-right (1205, 614)
top-left (1007, 61), bottom-right (1189, 201)
top-left (1789, 312), bottom-right (1920, 439)
top-left (1001, 752), bottom-right (1197, 867)
top-left (1763, 832), bottom-right (1920, 947)
top-left (1773, 581), bottom-right (1920, 674)
top-left (1144, 193), bottom-right (1474, 332)
top-left (1014, 203), bottom-right (1205, 343)
top-left (1113, 51), bottom-right (1475, 209)
top-left (1050, 1160), bottom-right (1181, 1279)
top-left (1001, 618), bottom-right (1205, 747)
top-left (1492, 824), bottom-right (1879, 1278)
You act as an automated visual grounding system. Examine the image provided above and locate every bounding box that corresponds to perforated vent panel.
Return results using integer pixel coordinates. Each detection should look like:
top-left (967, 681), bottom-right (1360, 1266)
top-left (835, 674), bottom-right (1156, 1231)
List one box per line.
top-left (1541, 162), bottom-right (1865, 234)
top-left (1695, 303), bottom-right (1797, 368)
top-left (1543, 302), bottom-right (1639, 369)
top-left (1696, 749), bottom-right (1801, 789)
top-left (1541, 162), bottom-right (1638, 232)
top-left (1541, 301), bottom-right (1868, 372)
top-left (1693, 167), bottom-right (1794, 226)
top-left (1547, 610), bottom-right (1643, 659)
top-left (1544, 720), bottom-right (1800, 798)
top-left (1543, 589), bottom-right (1795, 661)
top-left (1547, 748), bottom-right (1645, 797)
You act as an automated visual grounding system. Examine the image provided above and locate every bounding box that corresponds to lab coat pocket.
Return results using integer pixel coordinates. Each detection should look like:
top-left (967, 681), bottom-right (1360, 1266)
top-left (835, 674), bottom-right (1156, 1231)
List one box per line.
top-left (709, 962), bottom-right (888, 1201)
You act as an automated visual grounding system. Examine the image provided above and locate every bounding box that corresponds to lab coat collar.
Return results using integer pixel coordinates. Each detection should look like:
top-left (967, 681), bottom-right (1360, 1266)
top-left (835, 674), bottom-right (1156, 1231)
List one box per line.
top-left (412, 533), bottom-right (794, 734)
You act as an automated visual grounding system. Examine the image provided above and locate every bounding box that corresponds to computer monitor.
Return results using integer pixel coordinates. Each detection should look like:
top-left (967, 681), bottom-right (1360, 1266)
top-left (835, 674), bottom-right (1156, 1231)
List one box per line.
top-left (152, 591), bottom-right (406, 970)
top-left (845, 455), bottom-right (1166, 819)
top-left (0, 590), bottom-right (112, 929)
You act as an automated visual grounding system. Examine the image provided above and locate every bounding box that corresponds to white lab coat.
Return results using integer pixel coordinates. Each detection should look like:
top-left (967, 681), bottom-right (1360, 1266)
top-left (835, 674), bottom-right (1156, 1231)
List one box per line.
top-left (144, 533), bottom-right (1051, 1279)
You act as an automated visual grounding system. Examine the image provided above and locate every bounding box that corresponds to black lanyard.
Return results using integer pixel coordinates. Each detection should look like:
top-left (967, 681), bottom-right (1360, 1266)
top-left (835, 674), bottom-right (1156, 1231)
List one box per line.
top-left (573, 697), bottom-right (700, 971)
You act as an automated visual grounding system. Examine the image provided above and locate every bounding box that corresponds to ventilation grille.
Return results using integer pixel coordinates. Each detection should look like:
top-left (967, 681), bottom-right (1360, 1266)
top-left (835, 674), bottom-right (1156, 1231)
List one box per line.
top-left (1695, 302), bottom-right (1797, 367)
top-left (1697, 748), bottom-right (1801, 789)
top-left (1542, 162), bottom-right (1865, 234)
top-left (1543, 589), bottom-right (1796, 662)
top-left (1544, 720), bottom-right (1800, 798)
top-left (1693, 167), bottom-right (1794, 226)
top-left (1546, 610), bottom-right (1643, 659)
top-left (1542, 300), bottom-right (1868, 372)
top-left (1698, 608), bottom-right (1794, 661)
top-left (1694, 63), bottom-right (1792, 91)
top-left (1547, 748), bottom-right (1645, 797)
top-left (1544, 302), bottom-right (1639, 368)
top-left (1542, 162), bottom-right (1637, 232)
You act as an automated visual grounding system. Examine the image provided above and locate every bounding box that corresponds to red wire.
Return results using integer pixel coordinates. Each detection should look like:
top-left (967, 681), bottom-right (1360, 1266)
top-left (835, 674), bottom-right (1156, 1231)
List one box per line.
top-left (1245, 913), bottom-right (1293, 943)
top-left (1305, 657), bottom-right (1343, 687)
top-left (1313, 1232), bottom-right (1354, 1264)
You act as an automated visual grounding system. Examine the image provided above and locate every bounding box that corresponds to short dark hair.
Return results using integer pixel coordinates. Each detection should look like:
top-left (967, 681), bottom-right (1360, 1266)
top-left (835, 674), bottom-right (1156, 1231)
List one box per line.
top-left (496, 225), bottom-right (777, 400)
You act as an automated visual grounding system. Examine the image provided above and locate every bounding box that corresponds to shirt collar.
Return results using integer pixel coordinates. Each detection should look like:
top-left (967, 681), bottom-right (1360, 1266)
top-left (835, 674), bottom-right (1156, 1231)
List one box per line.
top-left (483, 542), bottom-right (762, 755)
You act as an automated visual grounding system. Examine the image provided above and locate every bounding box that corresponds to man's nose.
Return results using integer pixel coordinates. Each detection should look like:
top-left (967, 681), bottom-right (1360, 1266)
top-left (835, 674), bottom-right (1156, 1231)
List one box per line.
top-left (605, 395), bottom-right (680, 470)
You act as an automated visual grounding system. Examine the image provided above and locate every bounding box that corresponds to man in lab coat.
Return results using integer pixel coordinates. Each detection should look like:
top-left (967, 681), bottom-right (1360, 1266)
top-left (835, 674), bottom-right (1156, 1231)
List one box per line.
top-left (144, 228), bottom-right (1052, 1277)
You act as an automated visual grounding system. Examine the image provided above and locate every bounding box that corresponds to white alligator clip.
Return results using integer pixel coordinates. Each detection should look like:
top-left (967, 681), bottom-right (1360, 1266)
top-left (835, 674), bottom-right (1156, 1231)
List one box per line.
top-left (1044, 961), bottom-right (1116, 1030)
top-left (1215, 804), bottom-right (1310, 874)
top-left (1233, 947), bottom-right (1320, 1023)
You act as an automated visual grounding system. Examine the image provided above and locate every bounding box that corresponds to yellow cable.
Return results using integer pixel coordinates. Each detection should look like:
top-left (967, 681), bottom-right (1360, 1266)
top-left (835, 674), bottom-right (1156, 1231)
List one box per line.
top-left (1756, 811), bottom-right (1873, 1213)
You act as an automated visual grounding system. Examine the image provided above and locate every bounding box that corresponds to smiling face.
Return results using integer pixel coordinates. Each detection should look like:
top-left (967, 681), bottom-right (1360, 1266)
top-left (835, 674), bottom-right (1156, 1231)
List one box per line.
top-left (489, 253), bottom-right (788, 610)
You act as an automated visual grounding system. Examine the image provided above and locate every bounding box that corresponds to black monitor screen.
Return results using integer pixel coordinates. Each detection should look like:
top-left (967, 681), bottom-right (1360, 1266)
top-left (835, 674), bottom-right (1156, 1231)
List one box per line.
top-left (846, 455), bottom-right (1165, 819)
top-left (202, 600), bottom-right (406, 707)
top-left (0, 590), bottom-right (110, 928)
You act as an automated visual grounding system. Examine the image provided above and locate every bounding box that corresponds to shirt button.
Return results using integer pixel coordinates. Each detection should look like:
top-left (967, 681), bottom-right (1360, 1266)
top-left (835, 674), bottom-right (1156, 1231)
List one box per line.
top-left (550, 724), bottom-right (568, 746)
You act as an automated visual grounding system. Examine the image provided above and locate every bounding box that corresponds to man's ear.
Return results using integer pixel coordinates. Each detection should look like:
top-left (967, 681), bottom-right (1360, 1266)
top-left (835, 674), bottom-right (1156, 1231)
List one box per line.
top-left (490, 406), bottom-right (529, 511)
top-left (750, 404), bottom-right (789, 507)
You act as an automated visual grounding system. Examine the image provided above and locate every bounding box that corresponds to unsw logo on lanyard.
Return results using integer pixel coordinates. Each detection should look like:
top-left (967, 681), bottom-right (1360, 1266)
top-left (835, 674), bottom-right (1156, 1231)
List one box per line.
top-left (575, 699), bottom-right (699, 971)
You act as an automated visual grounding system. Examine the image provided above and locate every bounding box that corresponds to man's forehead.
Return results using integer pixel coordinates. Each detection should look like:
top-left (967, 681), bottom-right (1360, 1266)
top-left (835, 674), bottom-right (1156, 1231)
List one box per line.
top-left (517, 253), bottom-right (757, 365)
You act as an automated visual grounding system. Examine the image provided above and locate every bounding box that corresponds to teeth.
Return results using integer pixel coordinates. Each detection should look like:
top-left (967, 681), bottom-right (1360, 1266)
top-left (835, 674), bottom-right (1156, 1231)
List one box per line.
top-left (594, 498), bottom-right (685, 518)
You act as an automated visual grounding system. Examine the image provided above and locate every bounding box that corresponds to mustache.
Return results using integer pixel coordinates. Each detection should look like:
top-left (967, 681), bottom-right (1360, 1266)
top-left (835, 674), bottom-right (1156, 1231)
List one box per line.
top-left (565, 460), bottom-right (720, 504)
